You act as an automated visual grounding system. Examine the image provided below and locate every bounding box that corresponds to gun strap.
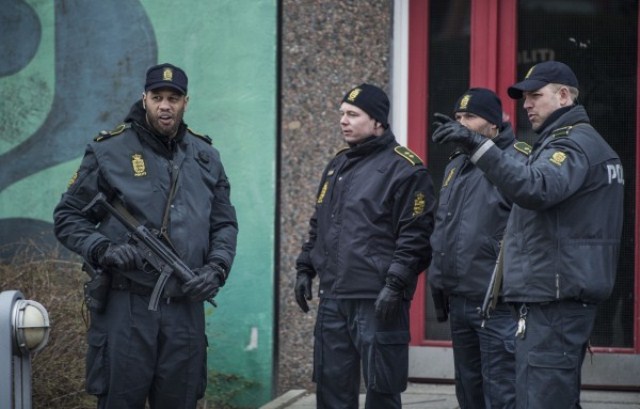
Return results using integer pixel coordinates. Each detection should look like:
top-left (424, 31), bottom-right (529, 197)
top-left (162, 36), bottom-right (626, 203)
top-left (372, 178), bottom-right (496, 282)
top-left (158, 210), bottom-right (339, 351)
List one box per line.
top-left (488, 243), bottom-right (505, 311)
top-left (159, 165), bottom-right (181, 253)
top-left (112, 199), bottom-right (142, 228)
top-left (112, 196), bottom-right (180, 254)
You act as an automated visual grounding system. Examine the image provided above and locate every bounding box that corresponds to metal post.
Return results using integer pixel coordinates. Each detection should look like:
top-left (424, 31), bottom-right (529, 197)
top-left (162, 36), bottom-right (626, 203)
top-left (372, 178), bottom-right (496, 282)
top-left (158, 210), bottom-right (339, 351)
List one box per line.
top-left (0, 290), bottom-right (49, 409)
top-left (0, 290), bottom-right (23, 409)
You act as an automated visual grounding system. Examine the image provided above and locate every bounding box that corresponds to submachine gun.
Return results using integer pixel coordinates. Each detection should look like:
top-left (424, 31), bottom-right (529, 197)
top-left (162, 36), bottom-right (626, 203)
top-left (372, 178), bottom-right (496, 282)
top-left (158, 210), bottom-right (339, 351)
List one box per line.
top-left (82, 192), bottom-right (217, 311)
top-left (477, 243), bottom-right (504, 328)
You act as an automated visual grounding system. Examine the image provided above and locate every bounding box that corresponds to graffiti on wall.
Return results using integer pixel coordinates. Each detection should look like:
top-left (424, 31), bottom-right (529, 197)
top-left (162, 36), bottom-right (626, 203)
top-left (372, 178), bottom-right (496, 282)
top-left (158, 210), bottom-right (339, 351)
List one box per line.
top-left (1, 0), bottom-right (277, 406)
top-left (0, 0), bottom-right (156, 249)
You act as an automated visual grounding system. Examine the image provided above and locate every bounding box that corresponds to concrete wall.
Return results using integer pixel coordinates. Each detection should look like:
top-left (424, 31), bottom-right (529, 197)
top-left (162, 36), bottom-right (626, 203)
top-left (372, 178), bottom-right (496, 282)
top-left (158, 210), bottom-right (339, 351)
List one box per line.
top-left (1, 0), bottom-right (396, 404)
top-left (278, 0), bottom-right (394, 394)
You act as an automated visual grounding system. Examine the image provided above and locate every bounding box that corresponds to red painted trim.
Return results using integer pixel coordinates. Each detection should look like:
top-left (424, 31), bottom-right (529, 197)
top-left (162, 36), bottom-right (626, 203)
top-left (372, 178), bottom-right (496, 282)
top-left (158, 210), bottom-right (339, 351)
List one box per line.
top-left (497, 0), bottom-right (518, 123)
top-left (635, 5), bottom-right (640, 353)
top-left (470, 0), bottom-right (517, 120)
top-left (407, 0), bottom-right (429, 346)
top-left (407, 1), bottom-right (429, 162)
top-left (470, 0), bottom-right (498, 88)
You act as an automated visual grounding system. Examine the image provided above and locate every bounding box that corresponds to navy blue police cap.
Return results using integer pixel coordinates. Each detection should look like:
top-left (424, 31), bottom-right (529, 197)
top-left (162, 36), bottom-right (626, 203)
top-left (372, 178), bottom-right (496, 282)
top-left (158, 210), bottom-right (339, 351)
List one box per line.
top-left (145, 63), bottom-right (188, 95)
top-left (508, 61), bottom-right (578, 99)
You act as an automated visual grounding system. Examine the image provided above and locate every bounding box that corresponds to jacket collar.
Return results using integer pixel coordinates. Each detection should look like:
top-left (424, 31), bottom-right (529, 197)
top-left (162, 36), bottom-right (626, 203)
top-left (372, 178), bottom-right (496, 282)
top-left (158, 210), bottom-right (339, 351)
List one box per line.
top-left (346, 129), bottom-right (395, 158)
top-left (125, 100), bottom-right (187, 155)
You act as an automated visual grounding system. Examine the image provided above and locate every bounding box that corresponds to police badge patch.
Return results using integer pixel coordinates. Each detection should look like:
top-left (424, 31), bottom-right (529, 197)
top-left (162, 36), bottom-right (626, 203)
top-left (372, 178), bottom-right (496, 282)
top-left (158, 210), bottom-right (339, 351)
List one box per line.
top-left (442, 167), bottom-right (456, 188)
top-left (67, 170), bottom-right (79, 188)
top-left (131, 153), bottom-right (147, 177)
top-left (317, 181), bottom-right (329, 204)
top-left (412, 192), bottom-right (426, 216)
top-left (549, 151), bottom-right (567, 166)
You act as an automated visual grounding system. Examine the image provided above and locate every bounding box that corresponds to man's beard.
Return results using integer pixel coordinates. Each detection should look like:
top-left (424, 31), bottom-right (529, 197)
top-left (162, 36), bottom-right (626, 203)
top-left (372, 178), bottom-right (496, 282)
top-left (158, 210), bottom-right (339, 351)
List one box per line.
top-left (147, 111), bottom-right (183, 138)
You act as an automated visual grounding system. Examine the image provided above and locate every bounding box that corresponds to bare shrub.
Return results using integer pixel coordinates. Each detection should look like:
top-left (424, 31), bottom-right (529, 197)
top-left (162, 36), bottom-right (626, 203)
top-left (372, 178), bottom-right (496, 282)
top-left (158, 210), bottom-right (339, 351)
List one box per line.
top-left (0, 245), bottom-right (93, 409)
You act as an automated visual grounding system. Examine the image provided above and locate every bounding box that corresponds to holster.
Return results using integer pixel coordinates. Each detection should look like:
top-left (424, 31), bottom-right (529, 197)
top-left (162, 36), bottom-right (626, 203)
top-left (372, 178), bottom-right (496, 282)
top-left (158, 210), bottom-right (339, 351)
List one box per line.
top-left (83, 263), bottom-right (111, 313)
top-left (431, 288), bottom-right (449, 323)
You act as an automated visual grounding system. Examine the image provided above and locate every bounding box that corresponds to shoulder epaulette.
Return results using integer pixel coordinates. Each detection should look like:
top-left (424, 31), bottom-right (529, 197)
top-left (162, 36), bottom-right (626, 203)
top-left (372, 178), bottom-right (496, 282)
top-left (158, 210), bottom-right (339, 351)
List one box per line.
top-left (394, 146), bottom-right (423, 166)
top-left (334, 146), bottom-right (349, 157)
top-left (551, 126), bottom-right (573, 139)
top-left (448, 148), bottom-right (465, 161)
top-left (188, 127), bottom-right (212, 144)
top-left (94, 123), bottom-right (130, 142)
top-left (513, 141), bottom-right (532, 156)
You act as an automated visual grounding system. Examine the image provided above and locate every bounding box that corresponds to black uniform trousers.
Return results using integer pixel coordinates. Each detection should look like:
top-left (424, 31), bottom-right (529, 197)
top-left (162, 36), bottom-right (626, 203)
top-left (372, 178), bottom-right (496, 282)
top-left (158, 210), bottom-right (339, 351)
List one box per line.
top-left (514, 300), bottom-right (596, 409)
top-left (313, 298), bottom-right (410, 409)
top-left (449, 295), bottom-right (516, 409)
top-left (87, 290), bottom-right (207, 409)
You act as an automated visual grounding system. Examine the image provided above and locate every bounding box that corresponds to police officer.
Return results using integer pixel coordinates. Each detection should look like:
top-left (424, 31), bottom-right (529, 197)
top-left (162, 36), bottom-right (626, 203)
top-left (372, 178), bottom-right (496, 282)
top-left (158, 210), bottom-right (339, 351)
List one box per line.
top-left (53, 63), bottom-right (238, 409)
top-left (294, 84), bottom-right (435, 409)
top-left (432, 61), bottom-right (624, 409)
top-left (429, 88), bottom-right (528, 409)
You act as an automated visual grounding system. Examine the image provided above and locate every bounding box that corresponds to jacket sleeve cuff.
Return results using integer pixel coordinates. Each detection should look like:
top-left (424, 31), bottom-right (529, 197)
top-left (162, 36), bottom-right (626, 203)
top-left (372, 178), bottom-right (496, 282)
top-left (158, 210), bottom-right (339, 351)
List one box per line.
top-left (387, 264), bottom-right (416, 286)
top-left (82, 233), bottom-right (111, 263)
top-left (470, 139), bottom-right (495, 163)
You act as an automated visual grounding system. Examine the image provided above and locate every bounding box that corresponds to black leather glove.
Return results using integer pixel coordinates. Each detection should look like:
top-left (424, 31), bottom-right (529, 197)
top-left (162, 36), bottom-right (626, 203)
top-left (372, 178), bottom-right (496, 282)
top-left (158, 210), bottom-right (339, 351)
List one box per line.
top-left (431, 288), bottom-right (449, 323)
top-left (97, 243), bottom-right (143, 271)
top-left (374, 275), bottom-right (405, 322)
top-left (294, 271), bottom-right (313, 313)
top-left (181, 264), bottom-right (226, 302)
top-left (432, 113), bottom-right (488, 154)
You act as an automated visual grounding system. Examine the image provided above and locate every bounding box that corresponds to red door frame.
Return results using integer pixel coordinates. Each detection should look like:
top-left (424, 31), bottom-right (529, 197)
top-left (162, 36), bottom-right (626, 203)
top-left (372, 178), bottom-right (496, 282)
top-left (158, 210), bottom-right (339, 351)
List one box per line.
top-left (407, 0), bottom-right (640, 352)
top-left (406, 0), bottom-right (431, 347)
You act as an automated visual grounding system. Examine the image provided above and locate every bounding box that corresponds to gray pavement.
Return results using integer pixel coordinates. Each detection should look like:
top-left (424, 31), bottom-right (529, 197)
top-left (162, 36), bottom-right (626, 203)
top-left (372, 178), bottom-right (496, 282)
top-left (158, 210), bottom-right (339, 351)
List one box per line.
top-left (260, 382), bottom-right (640, 409)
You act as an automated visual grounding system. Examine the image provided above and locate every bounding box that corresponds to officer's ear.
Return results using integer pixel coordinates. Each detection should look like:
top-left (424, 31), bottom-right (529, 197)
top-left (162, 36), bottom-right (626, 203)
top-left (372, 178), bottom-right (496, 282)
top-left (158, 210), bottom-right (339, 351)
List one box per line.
top-left (142, 92), bottom-right (146, 110)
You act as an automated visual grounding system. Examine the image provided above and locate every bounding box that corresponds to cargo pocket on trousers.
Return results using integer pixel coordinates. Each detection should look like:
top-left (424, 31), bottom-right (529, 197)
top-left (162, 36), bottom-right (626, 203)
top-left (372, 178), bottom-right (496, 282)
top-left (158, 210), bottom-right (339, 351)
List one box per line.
top-left (196, 336), bottom-right (209, 399)
top-left (85, 330), bottom-right (108, 396)
top-left (371, 330), bottom-right (410, 394)
top-left (527, 351), bottom-right (579, 406)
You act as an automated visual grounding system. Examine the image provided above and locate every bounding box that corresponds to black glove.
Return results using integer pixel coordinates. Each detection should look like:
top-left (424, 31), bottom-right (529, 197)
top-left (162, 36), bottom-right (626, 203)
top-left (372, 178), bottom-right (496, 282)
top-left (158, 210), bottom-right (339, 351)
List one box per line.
top-left (181, 264), bottom-right (226, 302)
top-left (431, 288), bottom-right (449, 323)
top-left (97, 243), bottom-right (143, 271)
top-left (432, 113), bottom-right (488, 154)
top-left (294, 271), bottom-right (313, 313)
top-left (374, 275), bottom-right (405, 322)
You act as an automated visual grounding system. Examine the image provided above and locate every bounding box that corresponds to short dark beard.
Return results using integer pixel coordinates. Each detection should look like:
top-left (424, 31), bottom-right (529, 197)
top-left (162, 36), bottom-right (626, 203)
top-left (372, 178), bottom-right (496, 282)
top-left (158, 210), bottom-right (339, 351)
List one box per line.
top-left (146, 111), bottom-right (183, 139)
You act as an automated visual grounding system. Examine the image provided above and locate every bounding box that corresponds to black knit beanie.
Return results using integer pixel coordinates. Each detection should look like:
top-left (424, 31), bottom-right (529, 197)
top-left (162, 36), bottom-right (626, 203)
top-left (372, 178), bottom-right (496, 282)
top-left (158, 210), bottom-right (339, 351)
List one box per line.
top-left (453, 87), bottom-right (502, 127)
top-left (342, 83), bottom-right (390, 127)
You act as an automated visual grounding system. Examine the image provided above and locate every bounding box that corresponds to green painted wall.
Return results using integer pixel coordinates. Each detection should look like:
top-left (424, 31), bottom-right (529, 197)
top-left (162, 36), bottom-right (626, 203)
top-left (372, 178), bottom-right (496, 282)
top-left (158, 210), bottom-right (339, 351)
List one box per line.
top-left (0, 0), bottom-right (277, 406)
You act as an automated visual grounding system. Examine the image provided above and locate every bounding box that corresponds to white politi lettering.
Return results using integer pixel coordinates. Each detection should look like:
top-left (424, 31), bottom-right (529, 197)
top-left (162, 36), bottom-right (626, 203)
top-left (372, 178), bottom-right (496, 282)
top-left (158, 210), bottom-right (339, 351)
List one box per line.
top-left (607, 164), bottom-right (624, 184)
top-left (517, 49), bottom-right (556, 65)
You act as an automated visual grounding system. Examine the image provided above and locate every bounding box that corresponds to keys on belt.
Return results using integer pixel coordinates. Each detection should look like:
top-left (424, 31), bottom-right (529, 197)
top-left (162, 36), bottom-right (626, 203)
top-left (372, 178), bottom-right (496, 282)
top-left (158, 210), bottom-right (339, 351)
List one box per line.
top-left (515, 304), bottom-right (528, 339)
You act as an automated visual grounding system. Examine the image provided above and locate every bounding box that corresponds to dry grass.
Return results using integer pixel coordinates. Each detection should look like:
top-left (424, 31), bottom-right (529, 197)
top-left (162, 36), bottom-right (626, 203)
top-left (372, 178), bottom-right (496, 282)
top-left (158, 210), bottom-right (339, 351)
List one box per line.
top-left (1, 245), bottom-right (255, 409)
top-left (0, 245), bottom-right (93, 409)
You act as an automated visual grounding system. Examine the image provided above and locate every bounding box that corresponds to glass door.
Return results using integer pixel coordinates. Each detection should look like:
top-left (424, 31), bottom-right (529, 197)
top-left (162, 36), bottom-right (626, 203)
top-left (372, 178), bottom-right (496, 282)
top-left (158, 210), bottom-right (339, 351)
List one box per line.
top-left (409, 0), bottom-right (640, 385)
top-left (515, 0), bottom-right (637, 350)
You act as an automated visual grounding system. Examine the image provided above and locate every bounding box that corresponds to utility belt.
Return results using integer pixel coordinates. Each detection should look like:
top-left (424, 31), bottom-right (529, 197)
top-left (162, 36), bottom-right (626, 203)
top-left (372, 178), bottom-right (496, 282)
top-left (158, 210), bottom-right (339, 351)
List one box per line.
top-left (110, 273), bottom-right (188, 304)
top-left (449, 293), bottom-right (505, 304)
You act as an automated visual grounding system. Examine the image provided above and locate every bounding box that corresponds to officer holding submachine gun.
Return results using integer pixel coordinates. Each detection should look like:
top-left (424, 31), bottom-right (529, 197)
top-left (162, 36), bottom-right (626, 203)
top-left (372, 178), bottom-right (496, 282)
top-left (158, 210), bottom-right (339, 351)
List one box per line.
top-left (53, 63), bottom-right (238, 409)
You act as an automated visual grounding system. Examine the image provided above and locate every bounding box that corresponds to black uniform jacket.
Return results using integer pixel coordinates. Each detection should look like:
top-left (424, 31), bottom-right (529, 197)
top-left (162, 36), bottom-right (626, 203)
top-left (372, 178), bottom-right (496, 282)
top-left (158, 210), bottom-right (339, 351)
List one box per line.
top-left (297, 130), bottom-right (435, 299)
top-left (471, 105), bottom-right (624, 303)
top-left (53, 101), bottom-right (238, 291)
top-left (429, 123), bottom-right (529, 300)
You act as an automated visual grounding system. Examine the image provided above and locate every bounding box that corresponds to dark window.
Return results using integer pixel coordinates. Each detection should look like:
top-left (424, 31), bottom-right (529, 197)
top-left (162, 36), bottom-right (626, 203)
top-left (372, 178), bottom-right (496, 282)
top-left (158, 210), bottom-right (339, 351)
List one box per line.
top-left (517, 0), bottom-right (637, 348)
top-left (425, 0), bottom-right (471, 341)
